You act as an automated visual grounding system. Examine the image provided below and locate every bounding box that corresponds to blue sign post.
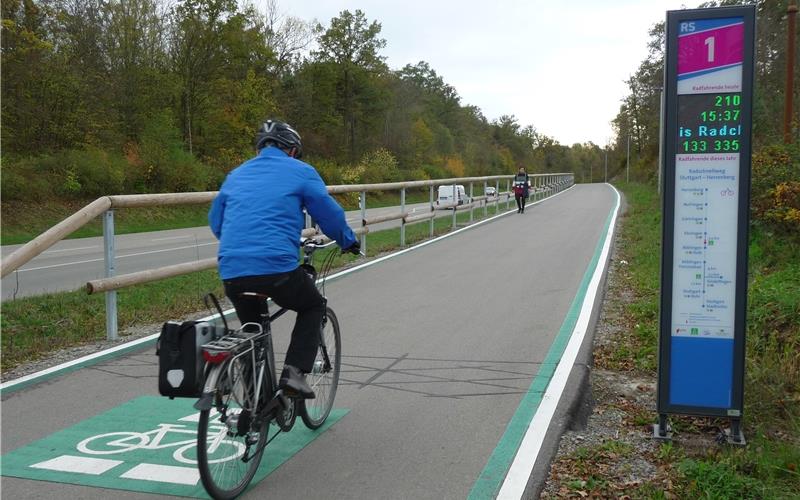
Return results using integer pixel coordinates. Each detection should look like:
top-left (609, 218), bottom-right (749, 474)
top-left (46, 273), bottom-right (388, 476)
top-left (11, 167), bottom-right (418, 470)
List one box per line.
top-left (656, 5), bottom-right (755, 444)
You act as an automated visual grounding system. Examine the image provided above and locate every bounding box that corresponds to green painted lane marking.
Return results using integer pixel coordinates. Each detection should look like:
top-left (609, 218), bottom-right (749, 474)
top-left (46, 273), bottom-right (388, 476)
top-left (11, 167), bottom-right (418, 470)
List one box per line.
top-left (2, 396), bottom-right (348, 498)
top-left (468, 205), bottom-right (616, 500)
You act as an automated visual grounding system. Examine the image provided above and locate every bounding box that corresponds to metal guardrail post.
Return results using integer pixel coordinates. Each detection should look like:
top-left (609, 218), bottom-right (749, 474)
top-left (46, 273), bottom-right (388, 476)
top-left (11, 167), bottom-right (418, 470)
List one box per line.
top-left (400, 188), bottom-right (406, 247)
top-left (506, 179), bottom-right (511, 210)
top-left (495, 180), bottom-right (500, 214)
top-left (452, 185), bottom-right (457, 230)
top-left (429, 185), bottom-right (434, 237)
top-left (360, 191), bottom-right (367, 256)
top-left (483, 181), bottom-right (488, 217)
top-left (103, 210), bottom-right (118, 340)
top-left (469, 183), bottom-right (474, 223)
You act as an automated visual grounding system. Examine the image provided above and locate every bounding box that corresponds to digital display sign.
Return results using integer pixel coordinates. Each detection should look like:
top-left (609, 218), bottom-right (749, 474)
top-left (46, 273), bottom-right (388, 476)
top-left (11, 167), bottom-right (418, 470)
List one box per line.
top-left (658, 6), bottom-right (754, 431)
top-left (678, 93), bottom-right (742, 154)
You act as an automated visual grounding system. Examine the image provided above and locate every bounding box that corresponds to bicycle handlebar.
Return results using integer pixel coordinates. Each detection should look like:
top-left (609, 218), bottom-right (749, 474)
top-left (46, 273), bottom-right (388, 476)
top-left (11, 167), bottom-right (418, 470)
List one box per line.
top-left (300, 237), bottom-right (337, 250)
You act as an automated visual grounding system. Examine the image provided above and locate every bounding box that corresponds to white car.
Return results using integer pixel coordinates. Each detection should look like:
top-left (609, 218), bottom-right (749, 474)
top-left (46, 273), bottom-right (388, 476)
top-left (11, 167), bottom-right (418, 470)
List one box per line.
top-left (485, 187), bottom-right (497, 197)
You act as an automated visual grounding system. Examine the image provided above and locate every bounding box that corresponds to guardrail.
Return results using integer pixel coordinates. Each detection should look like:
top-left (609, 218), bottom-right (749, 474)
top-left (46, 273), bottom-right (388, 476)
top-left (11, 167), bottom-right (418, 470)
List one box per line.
top-left (1, 173), bottom-right (573, 339)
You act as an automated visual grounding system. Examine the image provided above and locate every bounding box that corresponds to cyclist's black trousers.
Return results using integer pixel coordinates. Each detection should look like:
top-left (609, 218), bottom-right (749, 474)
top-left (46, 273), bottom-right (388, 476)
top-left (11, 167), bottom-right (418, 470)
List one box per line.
top-left (224, 267), bottom-right (324, 373)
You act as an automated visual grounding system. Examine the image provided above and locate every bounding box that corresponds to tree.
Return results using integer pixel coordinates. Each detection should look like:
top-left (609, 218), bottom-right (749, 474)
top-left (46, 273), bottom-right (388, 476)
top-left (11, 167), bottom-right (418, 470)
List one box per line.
top-left (263, 0), bottom-right (317, 76)
top-left (314, 9), bottom-right (387, 160)
top-left (170, 0), bottom-right (237, 153)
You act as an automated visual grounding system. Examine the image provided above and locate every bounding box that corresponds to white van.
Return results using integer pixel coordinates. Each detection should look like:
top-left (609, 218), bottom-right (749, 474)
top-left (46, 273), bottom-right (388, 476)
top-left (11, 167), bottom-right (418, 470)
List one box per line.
top-left (437, 185), bottom-right (469, 208)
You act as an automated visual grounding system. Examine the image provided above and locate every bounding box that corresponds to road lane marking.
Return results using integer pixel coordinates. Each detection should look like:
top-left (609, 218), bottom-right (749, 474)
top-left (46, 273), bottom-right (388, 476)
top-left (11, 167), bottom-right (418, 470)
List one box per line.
top-left (468, 184), bottom-right (620, 500)
top-left (31, 455), bottom-right (123, 475)
top-left (1, 186), bottom-right (575, 393)
top-left (42, 246), bottom-right (99, 254)
top-left (120, 463), bottom-right (199, 485)
top-left (151, 235), bottom-right (193, 242)
top-left (13, 242), bottom-right (217, 273)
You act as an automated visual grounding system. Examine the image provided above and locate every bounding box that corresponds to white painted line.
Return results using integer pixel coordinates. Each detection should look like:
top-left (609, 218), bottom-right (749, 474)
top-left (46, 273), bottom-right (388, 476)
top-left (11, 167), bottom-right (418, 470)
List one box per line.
top-left (31, 455), bottom-right (123, 475)
top-left (0, 311), bottom-right (221, 391)
top-left (120, 463), bottom-right (200, 485)
top-left (151, 235), bottom-right (192, 242)
top-left (42, 246), bottom-right (98, 254)
top-left (496, 184), bottom-right (620, 499)
top-left (1, 187), bottom-right (574, 391)
top-left (15, 242), bottom-right (217, 273)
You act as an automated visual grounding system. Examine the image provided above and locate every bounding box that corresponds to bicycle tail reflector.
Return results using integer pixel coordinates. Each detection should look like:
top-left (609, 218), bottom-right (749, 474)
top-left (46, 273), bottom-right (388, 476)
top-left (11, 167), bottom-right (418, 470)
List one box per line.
top-left (202, 349), bottom-right (232, 364)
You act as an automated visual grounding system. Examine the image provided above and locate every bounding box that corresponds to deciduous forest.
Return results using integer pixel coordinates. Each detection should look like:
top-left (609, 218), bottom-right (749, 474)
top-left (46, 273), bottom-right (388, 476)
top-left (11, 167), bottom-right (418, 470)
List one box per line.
top-left (1, 0), bottom-right (797, 228)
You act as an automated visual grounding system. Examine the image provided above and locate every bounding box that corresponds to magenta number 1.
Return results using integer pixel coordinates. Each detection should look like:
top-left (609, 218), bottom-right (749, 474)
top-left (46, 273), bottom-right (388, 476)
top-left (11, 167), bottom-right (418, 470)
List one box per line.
top-left (704, 36), bottom-right (715, 62)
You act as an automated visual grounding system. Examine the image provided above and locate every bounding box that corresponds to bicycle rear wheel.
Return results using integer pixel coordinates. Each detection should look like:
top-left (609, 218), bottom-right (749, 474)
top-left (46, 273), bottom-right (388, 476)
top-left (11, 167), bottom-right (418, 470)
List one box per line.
top-left (300, 306), bottom-right (341, 429)
top-left (197, 358), bottom-right (270, 500)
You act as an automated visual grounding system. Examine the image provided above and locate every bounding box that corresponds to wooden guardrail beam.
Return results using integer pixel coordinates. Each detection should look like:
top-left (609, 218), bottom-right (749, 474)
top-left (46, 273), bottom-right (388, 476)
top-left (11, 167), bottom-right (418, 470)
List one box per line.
top-left (87, 258), bottom-right (218, 294)
top-left (85, 225), bottom-right (371, 293)
top-left (363, 211), bottom-right (410, 226)
top-left (109, 192), bottom-right (217, 208)
top-left (404, 212), bottom-right (437, 225)
top-left (1, 197), bottom-right (112, 278)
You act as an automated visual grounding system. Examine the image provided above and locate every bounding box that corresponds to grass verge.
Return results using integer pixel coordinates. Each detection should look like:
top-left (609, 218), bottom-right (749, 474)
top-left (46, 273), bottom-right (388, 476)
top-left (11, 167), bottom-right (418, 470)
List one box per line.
top-left (590, 182), bottom-right (799, 498)
top-left (1, 198), bottom-right (514, 373)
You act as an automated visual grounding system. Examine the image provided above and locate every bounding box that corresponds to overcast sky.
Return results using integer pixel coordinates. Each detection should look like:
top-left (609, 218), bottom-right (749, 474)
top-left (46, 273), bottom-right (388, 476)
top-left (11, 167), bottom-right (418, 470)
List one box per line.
top-left (267, 0), bottom-right (693, 146)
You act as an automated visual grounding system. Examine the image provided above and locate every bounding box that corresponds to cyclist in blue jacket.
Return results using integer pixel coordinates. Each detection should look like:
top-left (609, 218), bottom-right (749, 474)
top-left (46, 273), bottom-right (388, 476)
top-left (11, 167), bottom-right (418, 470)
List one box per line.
top-left (209, 120), bottom-right (360, 399)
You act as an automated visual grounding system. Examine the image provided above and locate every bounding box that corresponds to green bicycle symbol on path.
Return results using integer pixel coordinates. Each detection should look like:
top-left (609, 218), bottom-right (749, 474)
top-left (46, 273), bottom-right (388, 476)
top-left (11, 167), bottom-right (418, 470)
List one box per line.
top-left (76, 417), bottom-right (244, 465)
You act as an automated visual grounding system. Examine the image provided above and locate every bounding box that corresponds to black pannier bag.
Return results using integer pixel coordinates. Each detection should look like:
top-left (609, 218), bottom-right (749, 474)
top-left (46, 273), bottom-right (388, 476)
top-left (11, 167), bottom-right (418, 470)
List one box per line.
top-left (157, 321), bottom-right (225, 398)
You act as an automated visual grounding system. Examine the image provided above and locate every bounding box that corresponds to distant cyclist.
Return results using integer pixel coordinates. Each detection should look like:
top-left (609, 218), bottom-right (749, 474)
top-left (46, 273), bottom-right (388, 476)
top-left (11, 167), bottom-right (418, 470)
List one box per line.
top-left (209, 119), bottom-right (360, 399)
top-left (513, 167), bottom-right (531, 213)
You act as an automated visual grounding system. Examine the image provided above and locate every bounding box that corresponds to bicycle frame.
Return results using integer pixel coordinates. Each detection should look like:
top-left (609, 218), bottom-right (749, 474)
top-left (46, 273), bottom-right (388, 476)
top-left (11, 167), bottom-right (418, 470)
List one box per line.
top-left (196, 238), bottom-right (336, 422)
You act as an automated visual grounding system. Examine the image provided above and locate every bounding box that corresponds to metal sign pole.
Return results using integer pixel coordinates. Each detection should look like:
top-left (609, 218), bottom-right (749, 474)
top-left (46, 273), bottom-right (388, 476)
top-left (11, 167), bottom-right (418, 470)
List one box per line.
top-left (656, 6), bottom-right (755, 444)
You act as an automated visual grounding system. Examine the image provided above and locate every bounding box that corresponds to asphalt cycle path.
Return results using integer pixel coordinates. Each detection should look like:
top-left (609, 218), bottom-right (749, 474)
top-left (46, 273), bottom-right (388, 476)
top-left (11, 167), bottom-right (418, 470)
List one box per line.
top-left (0, 184), bottom-right (617, 499)
top-left (1, 201), bottom-right (457, 300)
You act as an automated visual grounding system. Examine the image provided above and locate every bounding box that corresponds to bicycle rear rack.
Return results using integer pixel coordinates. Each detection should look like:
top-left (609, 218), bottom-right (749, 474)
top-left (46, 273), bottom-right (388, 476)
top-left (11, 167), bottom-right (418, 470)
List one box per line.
top-left (201, 323), bottom-right (265, 360)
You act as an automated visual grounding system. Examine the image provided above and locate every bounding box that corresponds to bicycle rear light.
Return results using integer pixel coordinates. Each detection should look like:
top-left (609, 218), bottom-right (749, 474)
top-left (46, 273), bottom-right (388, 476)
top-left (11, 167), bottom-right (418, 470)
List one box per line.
top-left (202, 349), bottom-right (231, 364)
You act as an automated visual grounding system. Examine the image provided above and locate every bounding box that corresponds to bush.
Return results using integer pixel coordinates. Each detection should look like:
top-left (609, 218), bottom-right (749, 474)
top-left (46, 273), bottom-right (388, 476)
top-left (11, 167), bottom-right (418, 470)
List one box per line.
top-left (310, 156), bottom-right (345, 186)
top-left (751, 143), bottom-right (800, 233)
top-left (359, 148), bottom-right (400, 184)
top-left (1, 156), bottom-right (55, 200)
top-left (63, 148), bottom-right (126, 197)
top-left (134, 110), bottom-right (214, 193)
top-left (1, 148), bottom-right (127, 200)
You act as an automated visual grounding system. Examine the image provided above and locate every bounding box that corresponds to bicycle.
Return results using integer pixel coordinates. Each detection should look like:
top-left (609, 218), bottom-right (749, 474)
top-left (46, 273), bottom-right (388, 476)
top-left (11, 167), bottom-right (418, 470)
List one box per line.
top-left (193, 238), bottom-right (343, 500)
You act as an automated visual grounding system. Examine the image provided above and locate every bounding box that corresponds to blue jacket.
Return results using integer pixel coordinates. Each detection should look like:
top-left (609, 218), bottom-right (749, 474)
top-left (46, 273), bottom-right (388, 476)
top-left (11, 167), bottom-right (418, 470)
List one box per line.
top-left (209, 147), bottom-right (357, 280)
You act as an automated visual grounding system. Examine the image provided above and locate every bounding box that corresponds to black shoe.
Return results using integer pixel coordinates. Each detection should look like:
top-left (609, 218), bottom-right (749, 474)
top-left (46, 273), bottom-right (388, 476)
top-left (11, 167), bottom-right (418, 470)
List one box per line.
top-left (279, 365), bottom-right (315, 399)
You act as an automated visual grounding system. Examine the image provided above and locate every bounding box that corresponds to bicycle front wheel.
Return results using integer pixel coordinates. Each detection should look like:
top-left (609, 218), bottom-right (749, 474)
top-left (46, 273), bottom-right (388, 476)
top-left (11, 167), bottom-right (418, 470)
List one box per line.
top-left (300, 306), bottom-right (341, 429)
top-left (197, 358), bottom-right (270, 500)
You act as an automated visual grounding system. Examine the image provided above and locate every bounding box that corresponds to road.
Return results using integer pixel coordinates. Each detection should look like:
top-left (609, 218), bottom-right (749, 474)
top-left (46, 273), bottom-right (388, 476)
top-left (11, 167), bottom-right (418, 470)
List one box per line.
top-left (1, 200), bottom-right (511, 300)
top-left (0, 184), bottom-right (616, 499)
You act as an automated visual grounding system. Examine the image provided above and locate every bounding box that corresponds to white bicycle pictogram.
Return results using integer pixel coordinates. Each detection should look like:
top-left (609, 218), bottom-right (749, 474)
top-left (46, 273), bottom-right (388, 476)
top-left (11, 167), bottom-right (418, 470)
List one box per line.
top-left (77, 421), bottom-right (245, 465)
